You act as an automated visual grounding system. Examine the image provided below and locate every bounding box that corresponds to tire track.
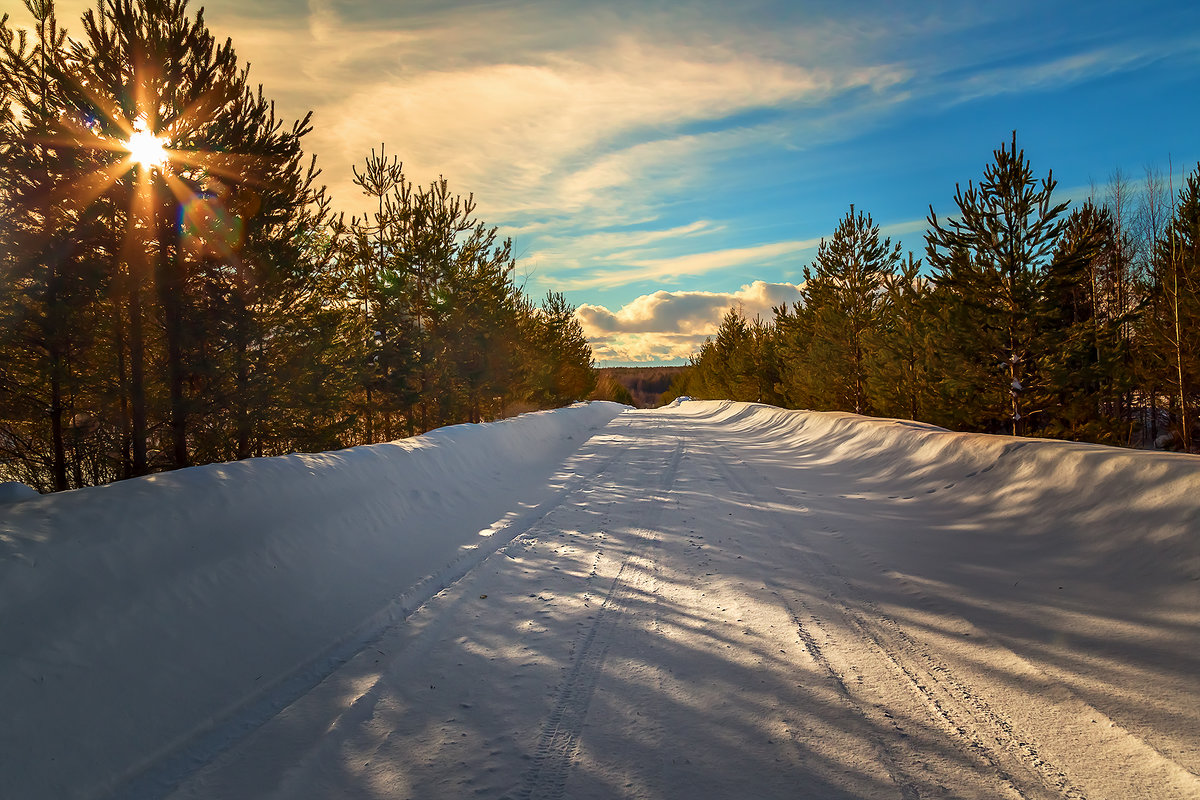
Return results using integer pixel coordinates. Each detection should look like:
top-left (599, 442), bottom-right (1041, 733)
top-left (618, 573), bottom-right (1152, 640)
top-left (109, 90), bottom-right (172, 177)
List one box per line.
top-left (141, 425), bottom-right (638, 800)
top-left (775, 592), bottom-right (923, 800)
top-left (819, 528), bottom-right (1092, 799)
top-left (833, 593), bottom-right (1084, 800)
top-left (515, 563), bottom-right (629, 800)
top-left (701, 436), bottom-right (1083, 800)
top-left (690, 441), bottom-right (926, 799)
top-left (514, 426), bottom-right (684, 800)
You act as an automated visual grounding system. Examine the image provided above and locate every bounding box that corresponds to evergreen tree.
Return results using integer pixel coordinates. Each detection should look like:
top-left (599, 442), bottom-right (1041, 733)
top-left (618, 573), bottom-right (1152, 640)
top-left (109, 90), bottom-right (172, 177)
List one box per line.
top-left (350, 145), bottom-right (408, 442)
top-left (772, 299), bottom-right (816, 408)
top-left (867, 254), bottom-right (934, 421)
top-left (441, 227), bottom-right (522, 422)
top-left (748, 314), bottom-right (783, 405)
top-left (925, 132), bottom-right (1073, 434)
top-left (793, 205), bottom-right (900, 413)
top-left (1035, 202), bottom-right (1132, 442)
top-left (1, 0), bottom-right (345, 488)
top-left (523, 291), bottom-right (596, 409)
top-left (699, 307), bottom-right (758, 401)
top-left (1146, 163), bottom-right (1200, 450)
top-left (0, 0), bottom-right (112, 490)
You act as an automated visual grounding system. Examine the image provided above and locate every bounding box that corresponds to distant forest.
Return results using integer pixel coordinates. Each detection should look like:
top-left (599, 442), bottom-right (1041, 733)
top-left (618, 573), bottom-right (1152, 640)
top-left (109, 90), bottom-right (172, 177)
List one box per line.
top-left (0, 1), bottom-right (594, 492)
top-left (597, 366), bottom-right (686, 408)
top-left (667, 134), bottom-right (1200, 452)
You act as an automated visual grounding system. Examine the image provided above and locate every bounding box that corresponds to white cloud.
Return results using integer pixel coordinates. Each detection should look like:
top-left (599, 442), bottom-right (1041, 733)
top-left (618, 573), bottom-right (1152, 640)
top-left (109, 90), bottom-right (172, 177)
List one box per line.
top-left (578, 280), bottom-right (803, 364)
top-left (944, 46), bottom-right (1153, 105)
top-left (557, 238), bottom-right (821, 291)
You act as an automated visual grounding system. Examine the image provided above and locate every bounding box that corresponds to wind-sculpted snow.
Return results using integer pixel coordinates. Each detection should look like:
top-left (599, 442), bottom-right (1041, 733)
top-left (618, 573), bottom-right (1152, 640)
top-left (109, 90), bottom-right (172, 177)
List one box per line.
top-left (678, 400), bottom-right (1200, 585)
top-left (4, 400), bottom-right (1199, 800)
top-left (0, 402), bottom-right (626, 800)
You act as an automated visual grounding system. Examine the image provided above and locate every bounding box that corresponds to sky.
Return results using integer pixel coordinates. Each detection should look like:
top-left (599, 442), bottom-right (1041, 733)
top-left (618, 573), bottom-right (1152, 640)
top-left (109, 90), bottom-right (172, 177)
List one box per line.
top-left (23, 0), bottom-right (1200, 365)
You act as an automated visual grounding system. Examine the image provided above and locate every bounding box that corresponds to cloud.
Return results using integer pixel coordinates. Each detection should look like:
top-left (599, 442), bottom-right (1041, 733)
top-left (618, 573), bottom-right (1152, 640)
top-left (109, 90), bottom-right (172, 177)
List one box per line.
top-left (556, 237), bottom-right (821, 291)
top-left (941, 44), bottom-right (1176, 105)
top-left (588, 332), bottom-right (712, 365)
top-left (68, 0), bottom-right (903, 230)
top-left (314, 36), bottom-right (902, 224)
top-left (578, 280), bottom-right (803, 364)
top-left (528, 220), bottom-right (718, 264)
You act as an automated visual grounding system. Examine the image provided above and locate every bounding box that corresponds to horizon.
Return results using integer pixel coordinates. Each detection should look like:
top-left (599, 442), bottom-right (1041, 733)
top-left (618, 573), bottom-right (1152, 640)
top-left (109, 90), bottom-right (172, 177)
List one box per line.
top-left (28, 0), bottom-right (1200, 366)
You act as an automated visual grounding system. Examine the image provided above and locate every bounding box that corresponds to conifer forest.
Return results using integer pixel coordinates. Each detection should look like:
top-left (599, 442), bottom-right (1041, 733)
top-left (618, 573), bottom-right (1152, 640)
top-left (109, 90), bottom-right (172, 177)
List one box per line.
top-left (0, 1), bottom-right (595, 492)
top-left (670, 136), bottom-right (1200, 454)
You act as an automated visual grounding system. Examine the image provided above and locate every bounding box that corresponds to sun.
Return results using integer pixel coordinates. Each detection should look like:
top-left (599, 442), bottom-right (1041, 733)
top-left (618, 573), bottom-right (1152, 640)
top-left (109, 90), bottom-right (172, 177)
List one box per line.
top-left (124, 117), bottom-right (169, 170)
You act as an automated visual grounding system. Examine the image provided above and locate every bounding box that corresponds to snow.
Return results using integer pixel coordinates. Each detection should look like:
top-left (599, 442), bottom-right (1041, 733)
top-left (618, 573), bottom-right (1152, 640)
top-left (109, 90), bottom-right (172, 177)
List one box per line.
top-left (0, 402), bottom-right (625, 800)
top-left (0, 481), bottom-right (39, 504)
top-left (4, 400), bottom-right (1199, 799)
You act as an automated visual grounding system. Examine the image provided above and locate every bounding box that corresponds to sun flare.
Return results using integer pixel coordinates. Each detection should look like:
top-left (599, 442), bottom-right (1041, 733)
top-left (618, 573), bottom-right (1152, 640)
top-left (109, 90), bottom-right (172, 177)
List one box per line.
top-left (125, 118), bottom-right (168, 170)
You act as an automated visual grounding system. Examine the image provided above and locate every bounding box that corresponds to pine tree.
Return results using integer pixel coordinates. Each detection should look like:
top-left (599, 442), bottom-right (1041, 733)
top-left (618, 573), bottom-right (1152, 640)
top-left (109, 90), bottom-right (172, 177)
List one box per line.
top-left (867, 253), bottom-right (934, 421)
top-left (1035, 202), bottom-right (1132, 442)
top-left (772, 299), bottom-right (816, 408)
top-left (0, 0), bottom-right (115, 490)
top-left (1, 0), bottom-right (345, 487)
top-left (73, 0), bottom-right (342, 466)
top-left (748, 314), bottom-right (782, 405)
top-left (789, 205), bottom-right (900, 413)
top-left (1148, 163), bottom-right (1200, 450)
top-left (926, 132), bottom-right (1073, 434)
top-left (523, 291), bottom-right (596, 410)
top-left (707, 307), bottom-right (760, 401)
top-left (350, 145), bottom-right (407, 442)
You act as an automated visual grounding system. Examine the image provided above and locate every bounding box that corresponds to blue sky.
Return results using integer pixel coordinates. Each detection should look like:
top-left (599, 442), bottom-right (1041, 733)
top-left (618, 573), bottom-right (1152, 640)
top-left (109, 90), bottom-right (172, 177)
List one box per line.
top-left (37, 0), bottom-right (1200, 363)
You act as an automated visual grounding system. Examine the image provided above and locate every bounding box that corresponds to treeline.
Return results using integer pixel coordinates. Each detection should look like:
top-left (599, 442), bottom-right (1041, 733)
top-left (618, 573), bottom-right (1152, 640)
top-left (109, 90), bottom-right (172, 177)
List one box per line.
top-left (0, 0), bottom-right (594, 492)
top-left (671, 134), bottom-right (1200, 451)
top-left (597, 366), bottom-right (687, 408)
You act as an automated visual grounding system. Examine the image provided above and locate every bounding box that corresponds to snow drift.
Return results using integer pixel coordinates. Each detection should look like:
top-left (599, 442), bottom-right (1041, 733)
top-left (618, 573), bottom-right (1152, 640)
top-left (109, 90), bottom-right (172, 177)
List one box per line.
top-left (670, 400), bottom-right (1200, 587)
top-left (0, 402), bottom-right (625, 800)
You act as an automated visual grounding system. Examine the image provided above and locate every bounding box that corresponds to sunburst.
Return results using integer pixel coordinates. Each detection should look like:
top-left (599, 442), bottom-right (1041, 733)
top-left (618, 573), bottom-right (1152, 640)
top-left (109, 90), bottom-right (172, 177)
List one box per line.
top-left (123, 117), bottom-right (169, 171)
top-left (33, 68), bottom-right (273, 257)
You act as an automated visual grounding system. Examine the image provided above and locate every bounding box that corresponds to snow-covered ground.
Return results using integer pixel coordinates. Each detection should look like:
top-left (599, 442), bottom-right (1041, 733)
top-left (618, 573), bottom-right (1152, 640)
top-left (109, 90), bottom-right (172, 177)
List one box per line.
top-left (3, 400), bottom-right (1199, 799)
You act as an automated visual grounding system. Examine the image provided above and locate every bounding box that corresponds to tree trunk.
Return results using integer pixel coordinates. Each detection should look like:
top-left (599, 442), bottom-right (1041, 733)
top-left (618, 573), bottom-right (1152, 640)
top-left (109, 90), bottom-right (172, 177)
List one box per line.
top-left (49, 361), bottom-right (67, 491)
top-left (157, 199), bottom-right (188, 468)
top-left (129, 284), bottom-right (148, 475)
top-left (234, 304), bottom-right (252, 461)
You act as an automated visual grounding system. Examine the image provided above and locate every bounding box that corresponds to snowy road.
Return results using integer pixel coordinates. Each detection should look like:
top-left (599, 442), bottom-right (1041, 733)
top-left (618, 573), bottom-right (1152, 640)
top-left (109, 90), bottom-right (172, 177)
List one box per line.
top-left (165, 404), bottom-right (1200, 800)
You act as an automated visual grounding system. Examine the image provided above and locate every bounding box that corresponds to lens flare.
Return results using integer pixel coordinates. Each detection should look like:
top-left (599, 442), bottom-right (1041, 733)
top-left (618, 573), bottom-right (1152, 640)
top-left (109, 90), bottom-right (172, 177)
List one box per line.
top-left (180, 181), bottom-right (247, 259)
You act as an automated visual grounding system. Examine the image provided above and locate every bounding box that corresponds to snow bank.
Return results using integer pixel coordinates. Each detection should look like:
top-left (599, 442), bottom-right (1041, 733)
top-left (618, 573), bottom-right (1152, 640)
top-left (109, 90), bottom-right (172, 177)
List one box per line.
top-left (0, 402), bottom-right (625, 800)
top-left (0, 481), bottom-right (39, 504)
top-left (665, 400), bottom-right (1200, 584)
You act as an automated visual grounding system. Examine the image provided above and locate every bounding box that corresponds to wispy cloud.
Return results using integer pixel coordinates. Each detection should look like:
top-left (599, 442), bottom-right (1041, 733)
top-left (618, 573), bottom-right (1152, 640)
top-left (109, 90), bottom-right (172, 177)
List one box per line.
top-left (47, 0), bottom-right (906, 231)
top-left (313, 38), bottom-right (903, 225)
top-left (938, 42), bottom-right (1193, 105)
top-left (526, 220), bottom-right (717, 263)
top-left (557, 238), bottom-right (821, 291)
